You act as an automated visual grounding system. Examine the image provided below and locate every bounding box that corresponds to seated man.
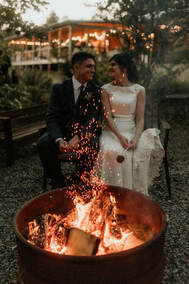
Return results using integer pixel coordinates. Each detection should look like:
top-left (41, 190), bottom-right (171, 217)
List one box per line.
top-left (37, 52), bottom-right (102, 188)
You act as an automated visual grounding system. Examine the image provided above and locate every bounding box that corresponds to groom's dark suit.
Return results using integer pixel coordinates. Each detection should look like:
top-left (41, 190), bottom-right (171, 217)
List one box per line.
top-left (37, 78), bottom-right (102, 185)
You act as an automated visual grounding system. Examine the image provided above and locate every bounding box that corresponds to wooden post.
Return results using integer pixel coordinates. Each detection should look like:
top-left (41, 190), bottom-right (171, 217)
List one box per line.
top-left (32, 36), bottom-right (35, 70)
top-left (58, 28), bottom-right (62, 71)
top-left (68, 24), bottom-right (72, 62)
top-left (48, 32), bottom-right (52, 71)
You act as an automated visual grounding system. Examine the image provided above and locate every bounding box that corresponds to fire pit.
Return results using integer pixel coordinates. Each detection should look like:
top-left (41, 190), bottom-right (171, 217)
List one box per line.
top-left (14, 186), bottom-right (166, 284)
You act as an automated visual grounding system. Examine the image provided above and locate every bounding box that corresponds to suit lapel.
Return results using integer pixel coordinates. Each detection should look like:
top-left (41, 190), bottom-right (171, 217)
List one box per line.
top-left (65, 79), bottom-right (75, 107)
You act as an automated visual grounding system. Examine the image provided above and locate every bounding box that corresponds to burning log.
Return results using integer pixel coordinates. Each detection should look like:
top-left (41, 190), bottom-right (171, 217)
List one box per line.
top-left (26, 186), bottom-right (155, 256)
top-left (28, 213), bottom-right (68, 253)
top-left (65, 228), bottom-right (100, 256)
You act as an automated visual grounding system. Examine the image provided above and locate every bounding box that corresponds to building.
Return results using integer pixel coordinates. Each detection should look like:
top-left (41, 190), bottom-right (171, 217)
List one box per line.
top-left (8, 20), bottom-right (128, 70)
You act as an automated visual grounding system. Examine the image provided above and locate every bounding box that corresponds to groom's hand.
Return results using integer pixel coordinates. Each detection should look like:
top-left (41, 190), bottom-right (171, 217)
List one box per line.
top-left (57, 139), bottom-right (70, 152)
top-left (68, 135), bottom-right (80, 149)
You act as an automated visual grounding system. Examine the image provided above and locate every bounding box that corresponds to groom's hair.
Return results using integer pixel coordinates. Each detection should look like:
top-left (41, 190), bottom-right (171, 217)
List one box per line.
top-left (71, 52), bottom-right (95, 67)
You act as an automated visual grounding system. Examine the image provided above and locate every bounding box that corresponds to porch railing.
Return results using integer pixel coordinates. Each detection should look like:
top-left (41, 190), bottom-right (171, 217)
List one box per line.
top-left (11, 46), bottom-right (68, 66)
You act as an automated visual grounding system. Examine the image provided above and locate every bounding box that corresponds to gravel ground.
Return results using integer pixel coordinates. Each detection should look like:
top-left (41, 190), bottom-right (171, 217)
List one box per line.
top-left (0, 117), bottom-right (188, 284)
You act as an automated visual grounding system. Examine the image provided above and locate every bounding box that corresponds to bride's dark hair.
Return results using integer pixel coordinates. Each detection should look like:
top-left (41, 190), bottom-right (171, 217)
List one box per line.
top-left (109, 53), bottom-right (138, 82)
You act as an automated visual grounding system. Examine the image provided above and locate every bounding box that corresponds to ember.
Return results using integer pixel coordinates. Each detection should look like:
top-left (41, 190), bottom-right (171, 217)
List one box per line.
top-left (27, 185), bottom-right (149, 256)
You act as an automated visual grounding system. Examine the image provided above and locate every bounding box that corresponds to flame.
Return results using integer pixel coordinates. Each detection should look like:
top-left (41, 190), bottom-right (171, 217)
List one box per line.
top-left (27, 185), bottom-right (146, 255)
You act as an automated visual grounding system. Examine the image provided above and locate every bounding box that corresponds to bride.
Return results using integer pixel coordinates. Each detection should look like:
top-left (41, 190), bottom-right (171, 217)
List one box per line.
top-left (92, 53), bottom-right (164, 195)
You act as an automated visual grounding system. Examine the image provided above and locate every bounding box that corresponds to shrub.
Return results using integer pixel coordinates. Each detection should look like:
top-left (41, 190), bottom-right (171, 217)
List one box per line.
top-left (18, 69), bottom-right (52, 104)
top-left (138, 63), bottom-right (189, 101)
top-left (0, 69), bottom-right (52, 110)
top-left (95, 53), bottom-right (110, 86)
top-left (0, 83), bottom-right (30, 111)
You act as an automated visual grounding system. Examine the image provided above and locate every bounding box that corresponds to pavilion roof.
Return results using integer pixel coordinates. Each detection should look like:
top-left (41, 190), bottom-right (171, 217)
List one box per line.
top-left (48, 19), bottom-right (123, 31)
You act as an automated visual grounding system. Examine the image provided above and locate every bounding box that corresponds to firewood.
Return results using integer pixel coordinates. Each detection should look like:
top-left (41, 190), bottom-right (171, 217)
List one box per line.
top-left (65, 228), bottom-right (100, 256)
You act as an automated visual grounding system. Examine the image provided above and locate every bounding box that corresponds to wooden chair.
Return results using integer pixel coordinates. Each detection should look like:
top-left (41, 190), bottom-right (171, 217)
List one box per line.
top-left (145, 89), bottom-right (171, 199)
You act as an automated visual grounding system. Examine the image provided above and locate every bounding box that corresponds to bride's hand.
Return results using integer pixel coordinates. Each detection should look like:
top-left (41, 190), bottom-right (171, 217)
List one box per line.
top-left (127, 137), bottom-right (138, 150)
top-left (119, 135), bottom-right (129, 149)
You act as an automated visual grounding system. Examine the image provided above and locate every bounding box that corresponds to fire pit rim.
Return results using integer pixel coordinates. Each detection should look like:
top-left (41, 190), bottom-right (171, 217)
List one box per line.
top-left (14, 186), bottom-right (166, 260)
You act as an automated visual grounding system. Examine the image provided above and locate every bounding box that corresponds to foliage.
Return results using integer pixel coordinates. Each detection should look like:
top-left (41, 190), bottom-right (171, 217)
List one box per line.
top-left (24, 25), bottom-right (48, 41)
top-left (0, 83), bottom-right (30, 110)
top-left (0, 48), bottom-right (11, 84)
top-left (0, 69), bottom-right (52, 110)
top-left (97, 0), bottom-right (171, 62)
top-left (96, 0), bottom-right (189, 98)
top-left (0, 0), bottom-right (49, 73)
top-left (45, 11), bottom-right (59, 26)
top-left (139, 63), bottom-right (189, 102)
top-left (0, 0), bottom-right (50, 111)
top-left (0, 0), bottom-right (49, 91)
top-left (166, 0), bottom-right (189, 64)
top-left (59, 61), bottom-right (72, 78)
top-left (18, 69), bottom-right (52, 103)
top-left (168, 80), bottom-right (189, 94)
top-left (0, 0), bottom-right (48, 36)
top-left (96, 0), bottom-right (189, 67)
top-left (95, 53), bottom-right (110, 86)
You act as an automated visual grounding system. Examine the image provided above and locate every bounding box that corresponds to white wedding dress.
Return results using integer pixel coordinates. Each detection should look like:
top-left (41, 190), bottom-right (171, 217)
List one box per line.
top-left (92, 82), bottom-right (164, 195)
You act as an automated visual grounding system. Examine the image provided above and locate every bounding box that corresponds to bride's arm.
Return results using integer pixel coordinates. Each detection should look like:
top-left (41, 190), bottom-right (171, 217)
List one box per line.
top-left (128, 87), bottom-right (146, 150)
top-left (101, 89), bottom-right (129, 149)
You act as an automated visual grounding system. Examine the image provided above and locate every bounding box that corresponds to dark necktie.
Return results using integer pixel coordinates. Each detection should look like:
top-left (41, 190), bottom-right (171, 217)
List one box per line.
top-left (74, 85), bottom-right (85, 122)
top-left (77, 85), bottom-right (85, 106)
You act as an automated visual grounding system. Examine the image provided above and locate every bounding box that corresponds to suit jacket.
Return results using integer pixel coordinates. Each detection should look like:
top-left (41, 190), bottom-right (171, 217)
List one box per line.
top-left (46, 78), bottom-right (102, 141)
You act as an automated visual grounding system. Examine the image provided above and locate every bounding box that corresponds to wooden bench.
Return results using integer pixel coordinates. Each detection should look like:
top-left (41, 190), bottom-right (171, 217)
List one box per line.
top-left (0, 104), bottom-right (47, 166)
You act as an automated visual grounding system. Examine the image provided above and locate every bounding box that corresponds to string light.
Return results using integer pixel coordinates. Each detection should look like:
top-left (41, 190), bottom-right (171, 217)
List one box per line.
top-left (9, 40), bottom-right (49, 46)
top-left (9, 31), bottom-right (106, 50)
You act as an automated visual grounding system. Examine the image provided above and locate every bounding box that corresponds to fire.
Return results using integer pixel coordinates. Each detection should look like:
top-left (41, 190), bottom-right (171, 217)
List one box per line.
top-left (27, 184), bottom-right (145, 256)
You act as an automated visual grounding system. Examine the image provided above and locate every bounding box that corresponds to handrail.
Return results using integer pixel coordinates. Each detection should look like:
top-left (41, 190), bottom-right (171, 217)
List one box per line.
top-left (165, 93), bottom-right (189, 100)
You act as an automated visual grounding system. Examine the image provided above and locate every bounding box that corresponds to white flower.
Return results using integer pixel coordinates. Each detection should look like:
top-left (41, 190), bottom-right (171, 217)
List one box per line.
top-left (84, 91), bottom-right (93, 101)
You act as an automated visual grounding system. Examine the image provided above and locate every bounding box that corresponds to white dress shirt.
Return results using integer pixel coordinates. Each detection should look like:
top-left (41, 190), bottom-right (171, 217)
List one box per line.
top-left (72, 76), bottom-right (87, 102)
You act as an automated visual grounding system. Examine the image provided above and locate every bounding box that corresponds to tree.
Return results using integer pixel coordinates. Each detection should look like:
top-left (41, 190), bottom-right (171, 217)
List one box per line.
top-left (97, 0), bottom-right (173, 63)
top-left (97, 0), bottom-right (188, 61)
top-left (0, 0), bottom-right (48, 36)
top-left (45, 11), bottom-right (59, 26)
top-left (96, 0), bottom-right (189, 88)
top-left (0, 0), bottom-right (48, 85)
top-left (165, 0), bottom-right (189, 64)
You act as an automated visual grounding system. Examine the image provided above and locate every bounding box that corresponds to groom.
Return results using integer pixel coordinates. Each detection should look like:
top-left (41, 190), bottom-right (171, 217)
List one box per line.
top-left (37, 52), bottom-right (102, 188)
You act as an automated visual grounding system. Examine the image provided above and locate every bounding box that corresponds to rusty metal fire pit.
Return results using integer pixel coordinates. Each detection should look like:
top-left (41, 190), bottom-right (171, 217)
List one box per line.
top-left (14, 186), bottom-right (166, 284)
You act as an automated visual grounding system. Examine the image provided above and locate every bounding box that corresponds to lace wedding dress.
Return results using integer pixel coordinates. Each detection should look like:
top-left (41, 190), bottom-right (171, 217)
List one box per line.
top-left (92, 82), bottom-right (164, 195)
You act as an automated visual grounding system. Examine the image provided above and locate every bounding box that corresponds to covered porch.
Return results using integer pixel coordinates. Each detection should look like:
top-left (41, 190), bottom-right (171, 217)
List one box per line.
top-left (9, 20), bottom-right (128, 70)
